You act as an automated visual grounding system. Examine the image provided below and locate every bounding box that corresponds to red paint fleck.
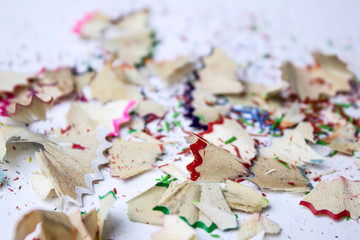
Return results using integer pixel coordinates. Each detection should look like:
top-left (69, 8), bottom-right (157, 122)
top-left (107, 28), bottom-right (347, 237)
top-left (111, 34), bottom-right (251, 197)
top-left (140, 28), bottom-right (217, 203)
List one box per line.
top-left (198, 115), bottom-right (224, 136)
top-left (159, 144), bottom-right (165, 152)
top-left (205, 100), bottom-right (215, 106)
top-left (76, 94), bottom-right (88, 102)
top-left (186, 134), bottom-right (208, 181)
top-left (155, 135), bottom-right (166, 140)
top-left (158, 163), bottom-right (169, 168)
top-left (145, 128), bottom-right (152, 136)
top-left (299, 201), bottom-right (351, 220)
top-left (232, 144), bottom-right (242, 159)
top-left (313, 176), bottom-right (321, 182)
top-left (309, 77), bottom-right (326, 85)
top-left (235, 178), bottom-right (246, 183)
top-left (72, 143), bottom-right (86, 150)
top-left (61, 125), bottom-right (71, 134)
top-left (177, 148), bottom-right (191, 156)
top-left (145, 114), bottom-right (158, 124)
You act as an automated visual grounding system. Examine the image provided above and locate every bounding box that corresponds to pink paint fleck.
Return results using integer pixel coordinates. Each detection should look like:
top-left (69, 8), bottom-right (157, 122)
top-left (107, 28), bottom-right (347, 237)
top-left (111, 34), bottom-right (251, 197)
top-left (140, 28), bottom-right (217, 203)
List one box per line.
top-left (0, 99), bottom-right (10, 116)
top-left (107, 100), bottom-right (137, 137)
top-left (72, 10), bottom-right (98, 35)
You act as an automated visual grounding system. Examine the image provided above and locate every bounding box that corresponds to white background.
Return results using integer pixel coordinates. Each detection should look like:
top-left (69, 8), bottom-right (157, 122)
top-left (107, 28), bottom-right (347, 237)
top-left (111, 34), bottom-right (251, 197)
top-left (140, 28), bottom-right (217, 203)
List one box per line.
top-left (0, 0), bottom-right (360, 239)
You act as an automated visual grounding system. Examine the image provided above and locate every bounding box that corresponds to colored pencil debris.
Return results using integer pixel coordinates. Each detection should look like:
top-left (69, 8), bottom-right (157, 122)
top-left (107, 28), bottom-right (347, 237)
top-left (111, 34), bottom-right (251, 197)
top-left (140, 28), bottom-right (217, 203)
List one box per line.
top-left (1, 6), bottom-right (359, 240)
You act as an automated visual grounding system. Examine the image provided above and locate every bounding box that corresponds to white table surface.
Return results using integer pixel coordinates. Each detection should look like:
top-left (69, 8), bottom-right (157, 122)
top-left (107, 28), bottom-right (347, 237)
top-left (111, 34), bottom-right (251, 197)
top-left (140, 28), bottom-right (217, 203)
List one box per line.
top-left (0, 0), bottom-right (360, 239)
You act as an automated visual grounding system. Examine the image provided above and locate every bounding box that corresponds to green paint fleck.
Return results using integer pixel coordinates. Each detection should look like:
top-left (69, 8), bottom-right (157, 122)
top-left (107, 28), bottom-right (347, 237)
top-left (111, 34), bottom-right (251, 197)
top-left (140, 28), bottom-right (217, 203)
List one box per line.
top-left (196, 114), bottom-right (206, 123)
top-left (173, 120), bottom-right (182, 128)
top-left (343, 44), bottom-right (353, 51)
top-left (153, 206), bottom-right (169, 215)
top-left (99, 190), bottom-right (116, 200)
top-left (262, 197), bottom-right (270, 204)
top-left (238, 118), bottom-right (254, 127)
top-left (290, 35), bottom-right (297, 42)
top-left (316, 131), bottom-right (327, 136)
top-left (135, 31), bottom-right (158, 68)
top-left (165, 121), bottom-right (170, 132)
top-left (180, 216), bottom-right (218, 233)
top-left (334, 103), bottom-right (355, 108)
top-left (210, 234), bottom-right (221, 238)
top-left (128, 129), bottom-right (137, 134)
top-left (271, 116), bottom-right (284, 131)
top-left (155, 174), bottom-right (177, 188)
top-left (354, 124), bottom-right (360, 134)
top-left (354, 75), bottom-right (359, 83)
top-left (349, 116), bottom-right (354, 123)
top-left (335, 109), bottom-right (343, 117)
top-left (262, 53), bottom-right (271, 59)
top-left (224, 136), bottom-right (237, 144)
top-left (316, 140), bottom-right (329, 146)
top-left (173, 112), bottom-right (180, 118)
top-left (275, 157), bottom-right (291, 169)
top-left (318, 124), bottom-right (335, 132)
top-left (327, 150), bottom-right (338, 157)
top-left (178, 99), bottom-right (183, 108)
top-left (327, 39), bottom-right (333, 47)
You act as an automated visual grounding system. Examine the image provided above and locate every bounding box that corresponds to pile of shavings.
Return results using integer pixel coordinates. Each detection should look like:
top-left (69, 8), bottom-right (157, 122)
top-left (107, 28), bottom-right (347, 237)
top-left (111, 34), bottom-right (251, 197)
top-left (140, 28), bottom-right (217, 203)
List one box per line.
top-left (0, 124), bottom-right (110, 206)
top-left (73, 9), bottom-right (158, 67)
top-left (128, 176), bottom-right (279, 239)
top-left (0, 8), bottom-right (360, 240)
top-left (15, 190), bottom-right (116, 240)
